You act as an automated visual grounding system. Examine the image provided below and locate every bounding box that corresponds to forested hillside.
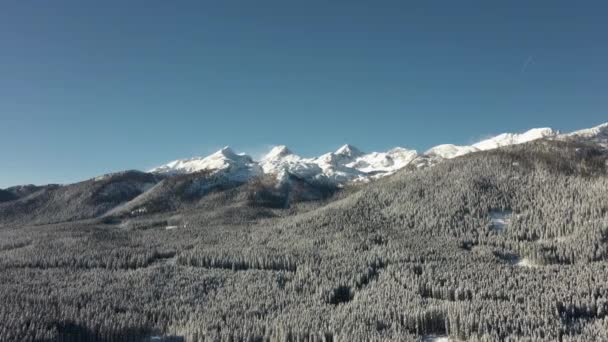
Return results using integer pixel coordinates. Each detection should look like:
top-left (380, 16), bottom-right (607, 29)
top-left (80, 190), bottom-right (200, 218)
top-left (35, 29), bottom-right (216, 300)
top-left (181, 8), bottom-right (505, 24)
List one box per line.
top-left (1, 140), bottom-right (607, 341)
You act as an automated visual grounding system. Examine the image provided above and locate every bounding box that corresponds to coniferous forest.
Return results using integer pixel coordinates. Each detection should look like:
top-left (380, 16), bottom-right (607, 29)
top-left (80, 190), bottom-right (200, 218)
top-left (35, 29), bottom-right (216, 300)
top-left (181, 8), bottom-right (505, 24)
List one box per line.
top-left (1, 140), bottom-right (608, 341)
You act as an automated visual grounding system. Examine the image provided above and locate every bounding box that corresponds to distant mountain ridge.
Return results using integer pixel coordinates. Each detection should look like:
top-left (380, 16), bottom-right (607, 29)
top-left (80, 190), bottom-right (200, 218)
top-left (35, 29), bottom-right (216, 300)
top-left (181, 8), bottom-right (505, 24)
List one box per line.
top-left (1, 122), bottom-right (606, 226)
top-left (150, 122), bottom-right (607, 185)
top-left (565, 122), bottom-right (608, 148)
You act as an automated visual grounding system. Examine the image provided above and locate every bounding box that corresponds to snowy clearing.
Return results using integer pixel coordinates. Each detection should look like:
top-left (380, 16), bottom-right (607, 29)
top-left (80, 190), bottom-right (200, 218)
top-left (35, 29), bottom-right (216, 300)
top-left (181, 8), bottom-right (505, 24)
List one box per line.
top-left (490, 210), bottom-right (512, 232)
top-left (495, 252), bottom-right (539, 268)
top-left (514, 257), bottom-right (538, 268)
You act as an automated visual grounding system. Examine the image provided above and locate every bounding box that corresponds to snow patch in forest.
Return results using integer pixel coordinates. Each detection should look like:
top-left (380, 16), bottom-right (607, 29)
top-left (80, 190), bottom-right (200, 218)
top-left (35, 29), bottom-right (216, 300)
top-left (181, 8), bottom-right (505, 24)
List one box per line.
top-left (422, 335), bottom-right (450, 342)
top-left (494, 251), bottom-right (537, 268)
top-left (131, 207), bottom-right (148, 216)
top-left (515, 257), bottom-right (538, 268)
top-left (490, 210), bottom-right (512, 232)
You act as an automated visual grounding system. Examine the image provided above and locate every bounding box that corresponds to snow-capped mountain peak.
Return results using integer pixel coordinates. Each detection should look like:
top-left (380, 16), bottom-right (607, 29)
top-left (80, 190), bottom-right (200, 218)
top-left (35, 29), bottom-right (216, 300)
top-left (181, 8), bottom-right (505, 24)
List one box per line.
top-left (215, 146), bottom-right (238, 157)
top-left (150, 146), bottom-right (260, 181)
top-left (202, 146), bottom-right (255, 167)
top-left (259, 146), bottom-right (322, 181)
top-left (313, 145), bottom-right (360, 169)
top-left (335, 144), bottom-right (364, 158)
top-left (262, 145), bottom-right (293, 161)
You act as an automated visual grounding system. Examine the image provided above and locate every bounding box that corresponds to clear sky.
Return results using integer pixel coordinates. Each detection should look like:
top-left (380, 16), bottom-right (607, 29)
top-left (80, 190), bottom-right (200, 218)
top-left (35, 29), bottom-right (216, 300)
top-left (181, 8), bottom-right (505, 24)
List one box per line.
top-left (0, 1), bottom-right (607, 188)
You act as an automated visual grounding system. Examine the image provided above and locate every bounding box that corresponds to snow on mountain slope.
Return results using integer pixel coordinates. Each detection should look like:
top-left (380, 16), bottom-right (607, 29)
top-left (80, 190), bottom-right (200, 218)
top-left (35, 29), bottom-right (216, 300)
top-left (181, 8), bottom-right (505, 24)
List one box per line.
top-left (260, 146), bottom-right (322, 182)
top-left (346, 147), bottom-right (418, 174)
top-left (563, 122), bottom-right (608, 148)
top-left (313, 145), bottom-right (363, 171)
top-left (334, 144), bottom-right (365, 159)
top-left (261, 144), bottom-right (420, 183)
top-left (472, 128), bottom-right (558, 151)
top-left (425, 144), bottom-right (479, 159)
top-left (149, 123), bottom-right (607, 186)
top-left (150, 147), bottom-right (262, 182)
top-left (311, 145), bottom-right (369, 183)
top-left (152, 144), bottom-right (420, 185)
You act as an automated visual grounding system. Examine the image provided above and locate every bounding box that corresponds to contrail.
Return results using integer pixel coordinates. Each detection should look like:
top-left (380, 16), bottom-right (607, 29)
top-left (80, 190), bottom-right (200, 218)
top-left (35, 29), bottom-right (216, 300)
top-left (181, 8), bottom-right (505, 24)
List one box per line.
top-left (521, 55), bottom-right (534, 73)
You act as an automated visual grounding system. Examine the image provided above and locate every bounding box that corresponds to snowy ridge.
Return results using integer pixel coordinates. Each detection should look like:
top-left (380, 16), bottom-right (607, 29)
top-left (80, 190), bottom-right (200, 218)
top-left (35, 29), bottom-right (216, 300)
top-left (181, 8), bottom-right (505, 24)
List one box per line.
top-left (562, 122), bottom-right (608, 148)
top-left (347, 147), bottom-right (418, 174)
top-left (150, 147), bottom-right (262, 182)
top-left (150, 123), bottom-right (608, 185)
top-left (425, 144), bottom-right (479, 159)
top-left (260, 144), bottom-right (419, 184)
top-left (473, 128), bottom-right (558, 151)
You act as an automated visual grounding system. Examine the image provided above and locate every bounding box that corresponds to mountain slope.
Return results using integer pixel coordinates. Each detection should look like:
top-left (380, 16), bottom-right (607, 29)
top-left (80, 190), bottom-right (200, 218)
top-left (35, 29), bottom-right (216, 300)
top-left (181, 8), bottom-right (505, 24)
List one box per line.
top-left (0, 171), bottom-right (158, 226)
top-left (3, 139), bottom-right (608, 341)
top-left (0, 190), bottom-right (17, 203)
top-left (563, 122), bottom-right (608, 147)
top-left (3, 122), bottom-right (606, 227)
top-left (472, 128), bottom-right (558, 150)
top-left (425, 144), bottom-right (479, 159)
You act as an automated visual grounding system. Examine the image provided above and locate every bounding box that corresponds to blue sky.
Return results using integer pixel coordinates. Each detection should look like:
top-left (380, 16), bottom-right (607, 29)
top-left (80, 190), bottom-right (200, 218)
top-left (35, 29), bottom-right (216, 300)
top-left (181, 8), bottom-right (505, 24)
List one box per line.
top-left (0, 1), bottom-right (606, 187)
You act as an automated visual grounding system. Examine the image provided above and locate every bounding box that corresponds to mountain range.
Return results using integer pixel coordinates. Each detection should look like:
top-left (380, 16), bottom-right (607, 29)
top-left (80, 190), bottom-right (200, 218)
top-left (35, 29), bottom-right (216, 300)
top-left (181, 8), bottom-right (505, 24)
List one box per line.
top-left (0, 122), bottom-right (605, 227)
top-left (150, 123), bottom-right (608, 185)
